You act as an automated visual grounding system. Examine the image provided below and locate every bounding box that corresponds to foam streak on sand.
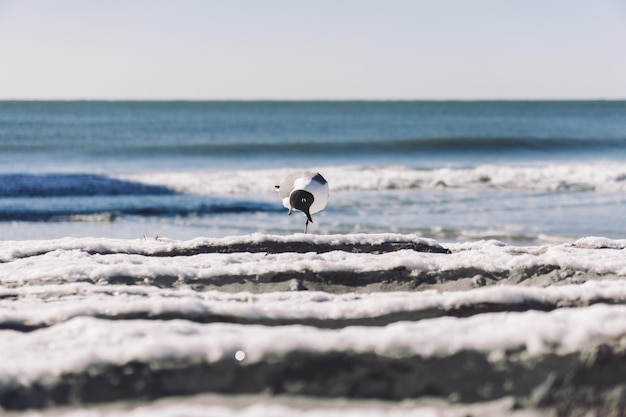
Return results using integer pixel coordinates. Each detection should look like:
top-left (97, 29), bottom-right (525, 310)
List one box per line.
top-left (1, 234), bottom-right (626, 415)
top-left (2, 305), bottom-right (626, 380)
top-left (0, 235), bottom-right (624, 291)
top-left (2, 280), bottom-right (626, 331)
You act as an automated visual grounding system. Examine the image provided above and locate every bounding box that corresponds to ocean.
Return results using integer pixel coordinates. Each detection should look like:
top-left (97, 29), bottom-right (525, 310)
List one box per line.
top-left (1, 100), bottom-right (625, 243)
top-left (2, 101), bottom-right (626, 415)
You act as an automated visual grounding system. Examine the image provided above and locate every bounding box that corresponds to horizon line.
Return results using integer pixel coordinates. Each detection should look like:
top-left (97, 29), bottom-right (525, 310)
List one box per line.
top-left (1, 97), bottom-right (625, 102)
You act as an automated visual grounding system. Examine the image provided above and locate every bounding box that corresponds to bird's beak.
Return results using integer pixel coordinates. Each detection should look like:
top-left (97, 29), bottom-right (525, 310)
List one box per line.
top-left (304, 210), bottom-right (313, 223)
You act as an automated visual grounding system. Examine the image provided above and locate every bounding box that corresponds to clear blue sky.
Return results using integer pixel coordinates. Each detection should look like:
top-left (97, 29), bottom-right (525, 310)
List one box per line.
top-left (1, 0), bottom-right (625, 100)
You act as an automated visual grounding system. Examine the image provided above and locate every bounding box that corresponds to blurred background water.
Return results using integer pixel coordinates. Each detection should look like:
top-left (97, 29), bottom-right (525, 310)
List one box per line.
top-left (1, 100), bottom-right (625, 243)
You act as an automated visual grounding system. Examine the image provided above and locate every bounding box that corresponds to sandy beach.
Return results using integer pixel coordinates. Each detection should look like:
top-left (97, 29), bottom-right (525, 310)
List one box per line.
top-left (1, 234), bottom-right (625, 416)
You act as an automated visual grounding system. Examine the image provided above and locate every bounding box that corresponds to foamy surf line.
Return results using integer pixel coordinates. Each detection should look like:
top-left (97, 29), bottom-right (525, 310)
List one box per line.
top-left (113, 163), bottom-right (626, 195)
top-left (0, 395), bottom-right (543, 417)
top-left (1, 234), bottom-right (625, 415)
top-left (1, 235), bottom-right (624, 292)
top-left (2, 308), bottom-right (626, 413)
top-left (3, 280), bottom-right (626, 331)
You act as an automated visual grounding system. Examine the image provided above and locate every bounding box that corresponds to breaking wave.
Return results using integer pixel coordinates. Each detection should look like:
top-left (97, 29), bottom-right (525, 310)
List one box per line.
top-left (0, 175), bottom-right (279, 222)
top-left (116, 163), bottom-right (626, 195)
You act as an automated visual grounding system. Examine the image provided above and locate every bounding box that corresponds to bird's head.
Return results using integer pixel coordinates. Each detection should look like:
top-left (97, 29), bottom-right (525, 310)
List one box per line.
top-left (289, 190), bottom-right (314, 223)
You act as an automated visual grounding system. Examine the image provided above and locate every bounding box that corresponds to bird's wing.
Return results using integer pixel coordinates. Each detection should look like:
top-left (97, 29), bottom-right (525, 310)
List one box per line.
top-left (278, 171), bottom-right (308, 200)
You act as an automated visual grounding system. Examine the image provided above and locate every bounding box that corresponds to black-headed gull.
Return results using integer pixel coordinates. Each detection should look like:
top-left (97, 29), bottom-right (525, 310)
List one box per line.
top-left (276, 171), bottom-right (329, 233)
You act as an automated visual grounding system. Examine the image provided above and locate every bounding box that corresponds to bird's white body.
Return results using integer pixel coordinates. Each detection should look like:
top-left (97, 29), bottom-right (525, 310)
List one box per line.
top-left (280, 172), bottom-right (329, 214)
top-left (277, 171), bottom-right (329, 232)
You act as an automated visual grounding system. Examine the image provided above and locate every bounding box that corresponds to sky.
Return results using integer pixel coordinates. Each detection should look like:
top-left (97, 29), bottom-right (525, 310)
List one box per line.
top-left (1, 0), bottom-right (625, 100)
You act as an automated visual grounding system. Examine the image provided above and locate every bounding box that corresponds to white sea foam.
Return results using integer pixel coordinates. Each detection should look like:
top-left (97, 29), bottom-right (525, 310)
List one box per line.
top-left (2, 280), bottom-right (626, 329)
top-left (1, 234), bottom-right (625, 413)
top-left (0, 236), bottom-right (624, 286)
top-left (5, 396), bottom-right (538, 417)
top-left (114, 163), bottom-right (626, 195)
top-left (0, 233), bottom-right (441, 262)
top-left (2, 304), bottom-right (626, 384)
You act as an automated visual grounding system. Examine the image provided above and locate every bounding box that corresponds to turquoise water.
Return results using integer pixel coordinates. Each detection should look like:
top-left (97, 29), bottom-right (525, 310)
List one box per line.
top-left (1, 101), bottom-right (625, 242)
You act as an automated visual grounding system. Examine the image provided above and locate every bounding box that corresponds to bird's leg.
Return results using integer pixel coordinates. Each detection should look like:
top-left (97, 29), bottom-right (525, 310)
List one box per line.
top-left (304, 219), bottom-right (309, 234)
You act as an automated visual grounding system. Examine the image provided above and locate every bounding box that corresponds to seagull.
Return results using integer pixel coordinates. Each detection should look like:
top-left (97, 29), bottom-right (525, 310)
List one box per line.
top-left (276, 171), bottom-right (329, 233)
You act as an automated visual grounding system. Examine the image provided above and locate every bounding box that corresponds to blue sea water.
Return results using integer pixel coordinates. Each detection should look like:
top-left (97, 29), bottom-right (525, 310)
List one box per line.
top-left (0, 101), bottom-right (625, 243)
